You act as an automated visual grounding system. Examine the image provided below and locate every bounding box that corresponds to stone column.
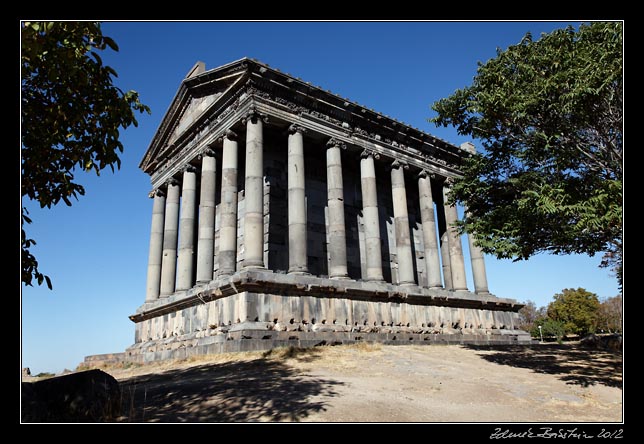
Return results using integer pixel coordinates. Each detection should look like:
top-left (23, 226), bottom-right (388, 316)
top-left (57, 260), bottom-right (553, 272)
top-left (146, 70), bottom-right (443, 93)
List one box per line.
top-left (242, 108), bottom-right (267, 269)
top-left (439, 229), bottom-right (453, 289)
top-left (326, 138), bottom-right (349, 279)
top-left (219, 130), bottom-right (239, 276)
top-left (287, 124), bottom-right (308, 274)
top-left (360, 149), bottom-right (384, 282)
top-left (443, 180), bottom-right (467, 291)
top-left (176, 165), bottom-right (197, 291)
top-left (196, 148), bottom-right (217, 283)
top-left (160, 178), bottom-right (180, 296)
top-left (417, 171), bottom-right (442, 288)
top-left (390, 160), bottom-right (415, 285)
top-left (145, 188), bottom-right (166, 301)
top-left (467, 227), bottom-right (490, 294)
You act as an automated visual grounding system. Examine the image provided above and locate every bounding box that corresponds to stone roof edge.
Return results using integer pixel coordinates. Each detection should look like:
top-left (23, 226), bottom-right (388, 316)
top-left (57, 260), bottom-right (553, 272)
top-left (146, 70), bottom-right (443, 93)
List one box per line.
top-left (140, 57), bottom-right (466, 172)
top-left (199, 57), bottom-right (459, 152)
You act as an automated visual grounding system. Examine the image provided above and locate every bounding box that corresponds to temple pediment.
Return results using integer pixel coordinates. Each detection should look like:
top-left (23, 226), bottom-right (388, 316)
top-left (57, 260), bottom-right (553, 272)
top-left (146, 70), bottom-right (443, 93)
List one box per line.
top-left (140, 59), bottom-right (250, 173)
top-left (168, 93), bottom-right (221, 145)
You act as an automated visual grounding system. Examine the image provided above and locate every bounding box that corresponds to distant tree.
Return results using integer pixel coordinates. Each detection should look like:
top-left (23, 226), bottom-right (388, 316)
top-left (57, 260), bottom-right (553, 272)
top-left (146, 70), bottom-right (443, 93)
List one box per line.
top-left (21, 21), bottom-right (150, 289)
top-left (431, 22), bottom-right (623, 285)
top-left (532, 318), bottom-right (566, 342)
top-left (597, 295), bottom-right (623, 333)
top-left (517, 300), bottom-right (546, 332)
top-left (547, 288), bottom-right (600, 336)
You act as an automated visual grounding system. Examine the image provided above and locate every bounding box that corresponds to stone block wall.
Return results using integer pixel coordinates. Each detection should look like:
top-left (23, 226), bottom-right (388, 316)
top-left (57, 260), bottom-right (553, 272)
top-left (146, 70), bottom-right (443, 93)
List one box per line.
top-left (133, 291), bottom-right (520, 345)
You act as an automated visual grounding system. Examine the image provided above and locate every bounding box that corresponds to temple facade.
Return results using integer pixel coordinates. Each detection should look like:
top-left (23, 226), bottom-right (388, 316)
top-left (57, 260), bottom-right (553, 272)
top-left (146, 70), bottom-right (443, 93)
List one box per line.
top-left (126, 58), bottom-right (529, 362)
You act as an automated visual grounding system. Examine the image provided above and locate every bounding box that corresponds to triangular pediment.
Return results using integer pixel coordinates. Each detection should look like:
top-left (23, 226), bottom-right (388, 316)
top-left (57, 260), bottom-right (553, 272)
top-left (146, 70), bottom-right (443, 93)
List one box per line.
top-left (140, 59), bottom-right (251, 173)
top-left (167, 93), bottom-right (221, 145)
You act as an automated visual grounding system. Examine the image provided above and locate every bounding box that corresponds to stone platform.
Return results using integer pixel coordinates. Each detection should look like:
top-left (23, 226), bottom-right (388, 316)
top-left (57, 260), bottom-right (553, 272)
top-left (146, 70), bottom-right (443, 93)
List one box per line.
top-left (120, 269), bottom-right (530, 363)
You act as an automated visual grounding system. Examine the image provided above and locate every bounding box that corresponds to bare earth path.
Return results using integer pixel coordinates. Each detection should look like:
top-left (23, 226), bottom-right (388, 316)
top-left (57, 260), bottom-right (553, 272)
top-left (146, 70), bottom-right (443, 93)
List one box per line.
top-left (108, 343), bottom-right (622, 423)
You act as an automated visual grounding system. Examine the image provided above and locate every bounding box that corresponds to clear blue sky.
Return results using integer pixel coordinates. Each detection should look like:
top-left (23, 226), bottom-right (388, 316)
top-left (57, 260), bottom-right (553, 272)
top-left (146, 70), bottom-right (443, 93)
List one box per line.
top-left (21, 21), bottom-right (620, 374)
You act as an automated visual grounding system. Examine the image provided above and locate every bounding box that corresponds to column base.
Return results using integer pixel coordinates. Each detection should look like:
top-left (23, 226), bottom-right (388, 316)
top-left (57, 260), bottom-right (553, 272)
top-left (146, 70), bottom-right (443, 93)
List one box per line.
top-left (217, 269), bottom-right (235, 278)
top-left (330, 274), bottom-right (351, 280)
top-left (399, 281), bottom-right (417, 287)
top-left (242, 263), bottom-right (266, 270)
top-left (288, 269), bottom-right (310, 275)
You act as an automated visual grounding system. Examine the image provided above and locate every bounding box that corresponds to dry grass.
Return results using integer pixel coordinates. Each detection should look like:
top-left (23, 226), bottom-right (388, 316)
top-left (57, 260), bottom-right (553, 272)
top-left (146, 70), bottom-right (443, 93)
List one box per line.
top-left (58, 343), bottom-right (621, 422)
top-left (96, 342), bottom-right (385, 381)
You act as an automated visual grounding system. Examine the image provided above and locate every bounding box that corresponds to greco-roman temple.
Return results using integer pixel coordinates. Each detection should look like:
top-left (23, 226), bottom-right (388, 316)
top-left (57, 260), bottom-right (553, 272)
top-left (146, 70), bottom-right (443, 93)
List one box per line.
top-left (123, 59), bottom-right (529, 363)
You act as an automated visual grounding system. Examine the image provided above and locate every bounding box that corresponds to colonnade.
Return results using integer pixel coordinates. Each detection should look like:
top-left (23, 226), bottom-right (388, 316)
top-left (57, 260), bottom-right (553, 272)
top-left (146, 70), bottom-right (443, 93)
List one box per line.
top-left (144, 115), bottom-right (489, 302)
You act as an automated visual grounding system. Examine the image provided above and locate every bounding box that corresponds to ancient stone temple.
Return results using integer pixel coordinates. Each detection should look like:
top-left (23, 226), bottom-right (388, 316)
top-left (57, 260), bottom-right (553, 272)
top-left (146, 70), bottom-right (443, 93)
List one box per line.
top-left (125, 58), bottom-right (529, 362)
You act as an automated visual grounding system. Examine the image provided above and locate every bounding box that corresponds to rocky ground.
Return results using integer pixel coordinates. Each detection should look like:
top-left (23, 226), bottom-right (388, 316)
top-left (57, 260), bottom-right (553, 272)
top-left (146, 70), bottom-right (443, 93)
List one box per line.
top-left (92, 342), bottom-right (622, 423)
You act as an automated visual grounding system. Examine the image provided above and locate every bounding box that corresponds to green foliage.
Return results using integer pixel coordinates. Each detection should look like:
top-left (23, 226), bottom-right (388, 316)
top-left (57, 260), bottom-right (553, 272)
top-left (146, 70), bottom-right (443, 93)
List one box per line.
top-left (532, 318), bottom-right (566, 341)
top-left (21, 21), bottom-right (150, 289)
top-left (431, 22), bottom-right (622, 282)
top-left (547, 288), bottom-right (600, 336)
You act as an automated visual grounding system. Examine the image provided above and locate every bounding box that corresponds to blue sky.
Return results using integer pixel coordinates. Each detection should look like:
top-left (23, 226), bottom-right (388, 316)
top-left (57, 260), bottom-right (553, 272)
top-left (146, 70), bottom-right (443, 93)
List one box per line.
top-left (21, 21), bottom-right (620, 374)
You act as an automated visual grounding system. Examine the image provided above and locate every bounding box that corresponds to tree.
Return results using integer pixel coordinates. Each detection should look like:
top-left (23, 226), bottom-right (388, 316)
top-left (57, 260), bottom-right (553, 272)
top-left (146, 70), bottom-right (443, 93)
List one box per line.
top-left (546, 288), bottom-right (600, 336)
top-left (532, 318), bottom-right (566, 342)
top-left (431, 22), bottom-right (623, 284)
top-left (21, 22), bottom-right (150, 289)
top-left (517, 300), bottom-right (546, 332)
top-left (597, 294), bottom-right (622, 333)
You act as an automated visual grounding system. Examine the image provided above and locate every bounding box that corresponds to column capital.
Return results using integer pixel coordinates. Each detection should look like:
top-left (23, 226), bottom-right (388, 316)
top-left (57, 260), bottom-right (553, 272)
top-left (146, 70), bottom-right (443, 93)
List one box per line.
top-left (216, 129), bottom-right (238, 144)
top-left (288, 123), bottom-right (307, 135)
top-left (242, 106), bottom-right (268, 125)
top-left (224, 129), bottom-right (238, 141)
top-left (199, 147), bottom-right (217, 159)
top-left (390, 159), bottom-right (409, 170)
top-left (166, 177), bottom-right (180, 187)
top-left (183, 164), bottom-right (198, 174)
top-left (148, 188), bottom-right (166, 198)
top-left (326, 137), bottom-right (346, 150)
top-left (417, 169), bottom-right (436, 180)
top-left (360, 149), bottom-right (380, 160)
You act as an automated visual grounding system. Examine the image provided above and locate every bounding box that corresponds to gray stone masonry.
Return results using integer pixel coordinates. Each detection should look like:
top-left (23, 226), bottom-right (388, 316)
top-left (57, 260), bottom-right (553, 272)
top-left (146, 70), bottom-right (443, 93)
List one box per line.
top-left (129, 59), bottom-right (528, 361)
top-left (443, 181), bottom-right (467, 291)
top-left (196, 149), bottom-right (217, 283)
top-left (218, 131), bottom-right (239, 276)
top-left (242, 109), bottom-right (266, 269)
top-left (468, 230), bottom-right (490, 294)
top-left (418, 171), bottom-right (442, 288)
top-left (124, 269), bottom-right (529, 363)
top-left (176, 165), bottom-right (197, 291)
top-left (326, 139), bottom-right (349, 279)
top-left (360, 150), bottom-right (384, 281)
top-left (145, 189), bottom-right (165, 301)
top-left (287, 124), bottom-right (308, 273)
top-left (390, 160), bottom-right (415, 285)
top-left (160, 180), bottom-right (180, 296)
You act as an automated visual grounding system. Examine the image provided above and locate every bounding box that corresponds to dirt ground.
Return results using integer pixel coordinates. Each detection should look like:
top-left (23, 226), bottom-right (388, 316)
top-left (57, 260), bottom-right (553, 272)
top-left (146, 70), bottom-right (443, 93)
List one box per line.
top-left (104, 343), bottom-right (622, 423)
